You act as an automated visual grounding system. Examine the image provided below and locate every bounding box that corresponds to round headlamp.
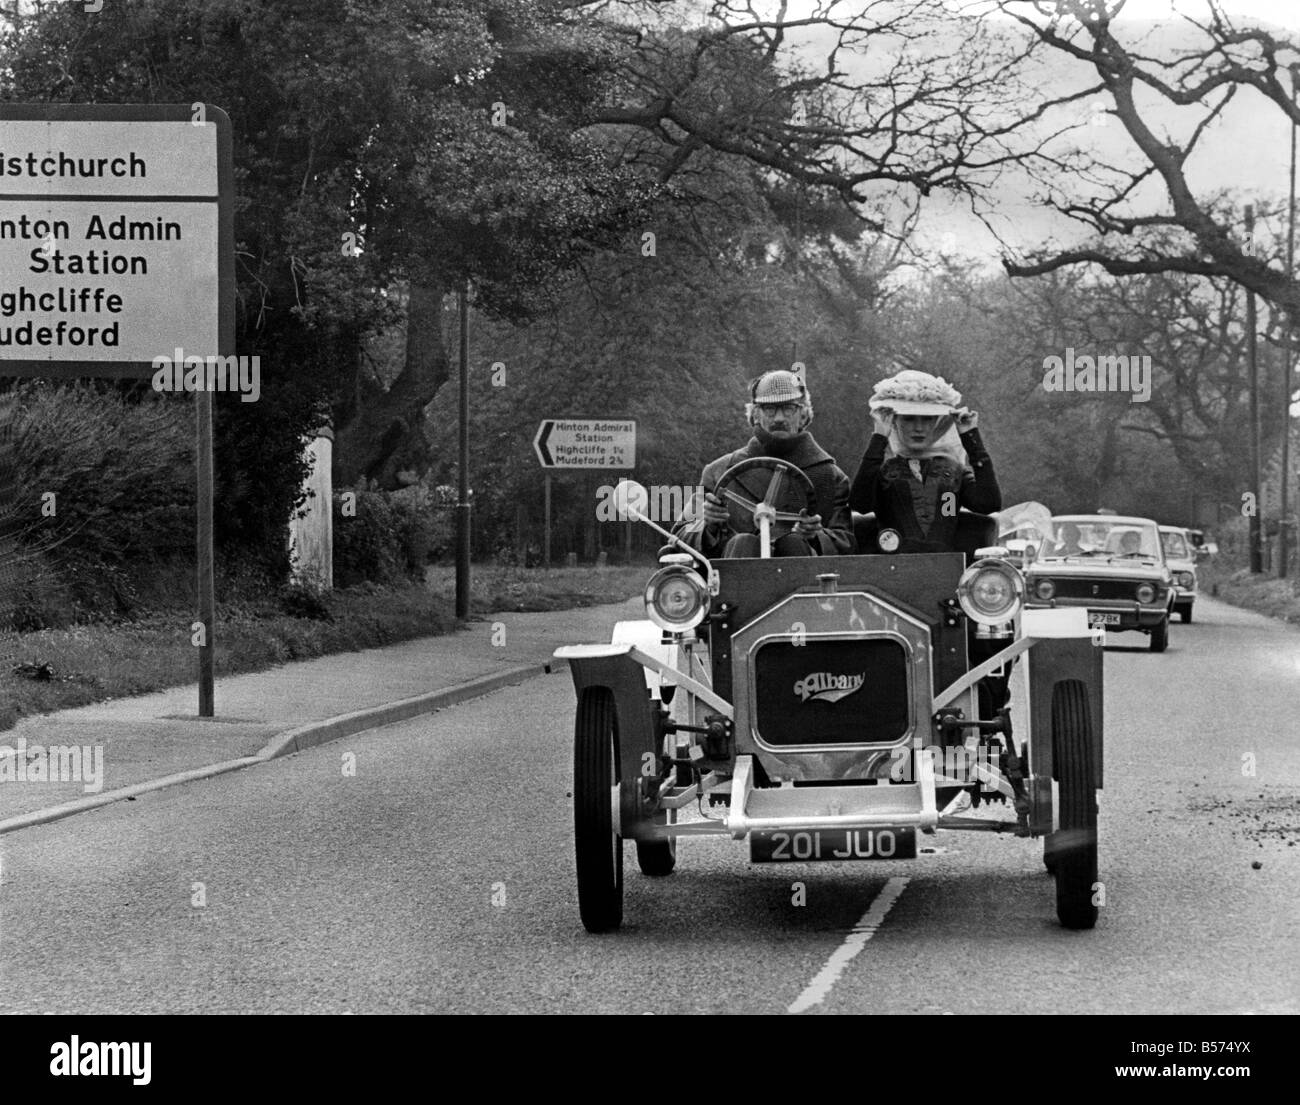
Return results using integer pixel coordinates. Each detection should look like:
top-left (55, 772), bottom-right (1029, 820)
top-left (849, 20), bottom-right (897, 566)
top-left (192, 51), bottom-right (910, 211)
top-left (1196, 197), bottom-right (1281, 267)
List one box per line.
top-left (644, 565), bottom-right (709, 632)
top-left (957, 558), bottom-right (1025, 625)
top-left (1176, 571), bottom-right (1194, 588)
top-left (1034, 578), bottom-right (1056, 601)
top-left (1135, 582), bottom-right (1156, 603)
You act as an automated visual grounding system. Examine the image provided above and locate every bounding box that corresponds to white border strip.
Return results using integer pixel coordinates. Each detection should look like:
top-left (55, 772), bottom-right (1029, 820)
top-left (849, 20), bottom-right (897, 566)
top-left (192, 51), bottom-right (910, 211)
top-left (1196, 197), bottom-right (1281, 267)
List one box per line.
top-left (787, 877), bottom-right (909, 1014)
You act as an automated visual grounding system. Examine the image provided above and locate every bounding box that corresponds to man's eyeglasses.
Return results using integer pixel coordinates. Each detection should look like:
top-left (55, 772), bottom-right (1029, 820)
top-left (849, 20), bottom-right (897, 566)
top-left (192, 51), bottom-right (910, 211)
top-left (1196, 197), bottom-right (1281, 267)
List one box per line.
top-left (756, 402), bottom-right (803, 418)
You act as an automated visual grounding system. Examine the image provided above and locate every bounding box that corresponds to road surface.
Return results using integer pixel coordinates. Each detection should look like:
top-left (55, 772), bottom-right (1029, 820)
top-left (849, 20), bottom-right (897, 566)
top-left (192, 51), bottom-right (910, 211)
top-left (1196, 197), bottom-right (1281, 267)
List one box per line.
top-left (0, 596), bottom-right (1296, 1014)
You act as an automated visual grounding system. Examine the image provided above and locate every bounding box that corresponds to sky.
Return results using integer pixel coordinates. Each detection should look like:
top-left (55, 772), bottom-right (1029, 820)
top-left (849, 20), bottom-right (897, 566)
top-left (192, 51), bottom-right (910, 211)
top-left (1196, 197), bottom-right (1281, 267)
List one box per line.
top-left (757, 1), bottom-right (1300, 271)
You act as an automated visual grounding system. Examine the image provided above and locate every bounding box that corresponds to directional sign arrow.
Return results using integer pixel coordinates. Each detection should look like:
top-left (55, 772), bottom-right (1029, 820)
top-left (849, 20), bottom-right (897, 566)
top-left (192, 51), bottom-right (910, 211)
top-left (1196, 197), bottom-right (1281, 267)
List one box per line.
top-left (533, 420), bottom-right (555, 467)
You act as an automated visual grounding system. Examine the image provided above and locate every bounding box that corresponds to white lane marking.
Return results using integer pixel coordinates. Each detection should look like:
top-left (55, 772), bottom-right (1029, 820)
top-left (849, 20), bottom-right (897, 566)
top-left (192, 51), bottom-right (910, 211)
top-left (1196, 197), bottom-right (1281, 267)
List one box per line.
top-left (787, 876), bottom-right (909, 1014)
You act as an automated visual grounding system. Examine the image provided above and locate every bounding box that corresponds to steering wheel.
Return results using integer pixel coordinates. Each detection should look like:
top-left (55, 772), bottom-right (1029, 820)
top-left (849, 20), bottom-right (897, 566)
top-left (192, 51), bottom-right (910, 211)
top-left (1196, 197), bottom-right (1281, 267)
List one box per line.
top-left (713, 457), bottom-right (818, 558)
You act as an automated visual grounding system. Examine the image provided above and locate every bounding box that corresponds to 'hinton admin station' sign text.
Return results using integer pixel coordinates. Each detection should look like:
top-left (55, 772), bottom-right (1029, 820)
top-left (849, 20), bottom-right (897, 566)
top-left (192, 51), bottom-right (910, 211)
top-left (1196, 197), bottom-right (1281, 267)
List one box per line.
top-left (534, 419), bottom-right (636, 469)
top-left (0, 111), bottom-right (225, 368)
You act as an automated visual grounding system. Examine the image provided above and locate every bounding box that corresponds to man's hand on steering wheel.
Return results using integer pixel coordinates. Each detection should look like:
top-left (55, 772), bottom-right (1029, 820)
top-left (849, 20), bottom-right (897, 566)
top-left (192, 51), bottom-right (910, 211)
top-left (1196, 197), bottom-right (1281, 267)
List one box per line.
top-left (701, 491), bottom-right (730, 531)
top-left (711, 457), bottom-right (818, 544)
top-left (793, 509), bottom-right (823, 538)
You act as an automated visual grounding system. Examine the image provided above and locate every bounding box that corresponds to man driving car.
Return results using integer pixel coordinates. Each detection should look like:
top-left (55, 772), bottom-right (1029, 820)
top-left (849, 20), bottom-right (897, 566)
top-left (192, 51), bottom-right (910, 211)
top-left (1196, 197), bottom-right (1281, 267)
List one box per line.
top-left (1051, 521), bottom-right (1086, 557)
top-left (674, 370), bottom-right (854, 558)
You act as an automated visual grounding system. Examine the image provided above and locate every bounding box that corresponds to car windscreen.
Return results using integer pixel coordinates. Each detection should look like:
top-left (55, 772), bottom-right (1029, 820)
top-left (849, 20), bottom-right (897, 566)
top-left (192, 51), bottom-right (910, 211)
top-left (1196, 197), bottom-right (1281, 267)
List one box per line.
top-left (1042, 520), bottom-right (1162, 559)
top-left (1161, 531), bottom-right (1189, 559)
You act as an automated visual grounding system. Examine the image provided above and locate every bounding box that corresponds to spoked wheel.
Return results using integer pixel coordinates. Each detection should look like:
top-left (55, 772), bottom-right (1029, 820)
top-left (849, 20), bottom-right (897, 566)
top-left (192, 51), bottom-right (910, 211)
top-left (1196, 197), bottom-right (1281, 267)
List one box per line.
top-left (636, 806), bottom-right (677, 876)
top-left (574, 688), bottom-right (623, 932)
top-left (1050, 680), bottom-right (1098, 929)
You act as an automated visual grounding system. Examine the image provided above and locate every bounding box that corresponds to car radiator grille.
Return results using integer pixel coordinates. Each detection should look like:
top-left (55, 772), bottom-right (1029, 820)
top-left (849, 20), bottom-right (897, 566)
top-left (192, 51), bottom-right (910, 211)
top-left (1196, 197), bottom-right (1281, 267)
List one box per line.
top-left (754, 638), bottom-right (909, 747)
top-left (1047, 579), bottom-right (1143, 601)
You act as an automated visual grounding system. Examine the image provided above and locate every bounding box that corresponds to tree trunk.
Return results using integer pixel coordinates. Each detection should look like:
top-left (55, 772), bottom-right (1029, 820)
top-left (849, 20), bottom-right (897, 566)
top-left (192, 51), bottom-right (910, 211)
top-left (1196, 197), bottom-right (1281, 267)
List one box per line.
top-left (335, 281), bottom-right (450, 489)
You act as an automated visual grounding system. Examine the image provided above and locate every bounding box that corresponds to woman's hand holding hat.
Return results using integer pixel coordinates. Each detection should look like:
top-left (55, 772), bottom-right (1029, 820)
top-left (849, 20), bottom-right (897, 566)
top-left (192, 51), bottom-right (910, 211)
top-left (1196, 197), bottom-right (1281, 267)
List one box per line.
top-left (954, 407), bottom-right (979, 432)
top-left (871, 407), bottom-right (895, 438)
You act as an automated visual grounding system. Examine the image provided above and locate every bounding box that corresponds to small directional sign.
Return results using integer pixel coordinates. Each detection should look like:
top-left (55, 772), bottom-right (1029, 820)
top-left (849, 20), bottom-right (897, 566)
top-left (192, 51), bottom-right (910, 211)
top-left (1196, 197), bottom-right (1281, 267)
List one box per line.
top-left (534, 419), bottom-right (635, 469)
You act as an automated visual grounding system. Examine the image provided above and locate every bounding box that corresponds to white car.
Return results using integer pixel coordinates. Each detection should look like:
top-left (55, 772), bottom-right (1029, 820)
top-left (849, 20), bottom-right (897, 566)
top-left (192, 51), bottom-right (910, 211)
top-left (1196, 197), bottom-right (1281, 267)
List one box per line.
top-left (1158, 525), bottom-right (1198, 624)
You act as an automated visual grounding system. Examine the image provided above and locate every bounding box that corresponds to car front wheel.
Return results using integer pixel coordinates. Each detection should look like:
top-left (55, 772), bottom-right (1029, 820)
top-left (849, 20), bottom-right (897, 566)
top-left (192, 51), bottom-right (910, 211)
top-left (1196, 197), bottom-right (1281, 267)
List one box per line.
top-left (574, 688), bottom-right (624, 932)
top-left (1051, 680), bottom-right (1099, 929)
top-left (1149, 615), bottom-right (1169, 652)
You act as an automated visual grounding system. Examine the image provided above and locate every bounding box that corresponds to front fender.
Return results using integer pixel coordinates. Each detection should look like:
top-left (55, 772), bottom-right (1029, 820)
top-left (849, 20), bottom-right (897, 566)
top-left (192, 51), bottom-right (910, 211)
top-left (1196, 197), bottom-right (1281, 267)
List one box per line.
top-left (1025, 635), bottom-right (1104, 835)
top-left (555, 644), bottom-right (663, 837)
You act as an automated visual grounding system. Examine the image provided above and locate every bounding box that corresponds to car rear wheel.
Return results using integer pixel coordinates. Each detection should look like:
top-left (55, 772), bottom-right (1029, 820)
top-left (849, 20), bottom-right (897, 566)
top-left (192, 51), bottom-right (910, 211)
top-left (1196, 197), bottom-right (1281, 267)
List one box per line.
top-left (636, 803), bottom-right (677, 875)
top-left (1051, 680), bottom-right (1098, 929)
top-left (1149, 615), bottom-right (1169, 652)
top-left (575, 688), bottom-right (624, 932)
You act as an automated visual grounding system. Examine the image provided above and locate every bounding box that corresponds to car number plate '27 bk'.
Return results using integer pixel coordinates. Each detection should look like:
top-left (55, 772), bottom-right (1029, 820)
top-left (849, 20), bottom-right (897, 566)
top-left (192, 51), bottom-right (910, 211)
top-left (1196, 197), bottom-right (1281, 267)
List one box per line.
top-left (749, 827), bottom-right (917, 863)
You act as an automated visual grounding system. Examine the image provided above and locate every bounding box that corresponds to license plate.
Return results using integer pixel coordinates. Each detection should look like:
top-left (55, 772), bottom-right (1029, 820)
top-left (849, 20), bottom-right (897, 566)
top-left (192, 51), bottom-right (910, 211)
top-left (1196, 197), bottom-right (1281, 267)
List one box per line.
top-left (1088, 612), bottom-right (1121, 626)
top-left (749, 827), bottom-right (917, 863)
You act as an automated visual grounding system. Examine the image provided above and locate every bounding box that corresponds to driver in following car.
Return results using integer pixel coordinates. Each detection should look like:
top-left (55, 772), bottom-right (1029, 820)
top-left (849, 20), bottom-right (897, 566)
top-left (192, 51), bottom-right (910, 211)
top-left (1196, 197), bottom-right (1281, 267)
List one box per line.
top-left (1051, 521), bottom-right (1085, 557)
top-left (673, 369), bottom-right (854, 558)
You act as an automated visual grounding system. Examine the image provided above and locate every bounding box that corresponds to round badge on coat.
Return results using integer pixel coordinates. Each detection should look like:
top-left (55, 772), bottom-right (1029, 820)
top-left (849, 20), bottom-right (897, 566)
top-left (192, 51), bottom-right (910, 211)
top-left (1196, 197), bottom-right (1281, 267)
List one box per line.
top-left (878, 528), bottom-right (901, 552)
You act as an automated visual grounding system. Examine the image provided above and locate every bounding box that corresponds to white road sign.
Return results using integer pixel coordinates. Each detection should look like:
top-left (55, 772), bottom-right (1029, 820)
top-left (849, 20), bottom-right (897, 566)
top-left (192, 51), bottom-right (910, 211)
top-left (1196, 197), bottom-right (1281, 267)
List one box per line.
top-left (0, 105), bottom-right (232, 376)
top-left (534, 419), bottom-right (636, 469)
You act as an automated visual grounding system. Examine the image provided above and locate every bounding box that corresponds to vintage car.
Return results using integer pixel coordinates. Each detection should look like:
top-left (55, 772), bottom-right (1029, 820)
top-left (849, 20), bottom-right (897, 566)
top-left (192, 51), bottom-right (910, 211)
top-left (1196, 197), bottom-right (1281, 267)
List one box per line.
top-left (554, 465), bottom-right (1104, 935)
top-left (1024, 515), bottom-right (1175, 651)
top-left (1158, 525), bottom-right (1198, 623)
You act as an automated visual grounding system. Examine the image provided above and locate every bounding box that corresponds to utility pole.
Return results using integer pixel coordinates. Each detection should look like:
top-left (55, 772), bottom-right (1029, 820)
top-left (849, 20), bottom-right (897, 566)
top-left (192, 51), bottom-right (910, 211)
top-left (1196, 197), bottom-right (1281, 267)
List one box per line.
top-left (1246, 205), bottom-right (1264, 574)
top-left (1281, 65), bottom-right (1299, 579)
top-left (455, 283), bottom-right (471, 619)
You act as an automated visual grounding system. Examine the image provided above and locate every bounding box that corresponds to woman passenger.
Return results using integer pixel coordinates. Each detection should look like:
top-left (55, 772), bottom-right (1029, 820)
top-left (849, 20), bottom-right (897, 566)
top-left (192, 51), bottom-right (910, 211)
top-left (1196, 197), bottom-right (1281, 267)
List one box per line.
top-left (849, 368), bottom-right (1001, 550)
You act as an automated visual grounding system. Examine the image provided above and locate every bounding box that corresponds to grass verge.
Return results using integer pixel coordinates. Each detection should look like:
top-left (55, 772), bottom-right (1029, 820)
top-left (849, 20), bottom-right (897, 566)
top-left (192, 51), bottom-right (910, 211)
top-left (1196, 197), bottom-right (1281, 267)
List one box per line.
top-left (0, 565), bottom-right (646, 733)
top-left (424, 563), bottom-right (647, 614)
top-left (1199, 558), bottom-right (1300, 625)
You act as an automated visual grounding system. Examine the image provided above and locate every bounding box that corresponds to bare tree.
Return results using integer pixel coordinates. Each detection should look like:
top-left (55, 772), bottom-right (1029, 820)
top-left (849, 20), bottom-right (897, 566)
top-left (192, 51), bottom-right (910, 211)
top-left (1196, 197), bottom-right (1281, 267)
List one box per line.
top-left (989, 0), bottom-right (1300, 314)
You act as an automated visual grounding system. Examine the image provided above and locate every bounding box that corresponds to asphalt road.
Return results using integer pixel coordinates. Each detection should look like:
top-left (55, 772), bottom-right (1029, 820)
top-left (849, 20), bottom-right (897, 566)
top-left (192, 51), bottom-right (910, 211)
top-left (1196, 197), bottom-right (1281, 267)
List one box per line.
top-left (0, 596), bottom-right (1296, 1014)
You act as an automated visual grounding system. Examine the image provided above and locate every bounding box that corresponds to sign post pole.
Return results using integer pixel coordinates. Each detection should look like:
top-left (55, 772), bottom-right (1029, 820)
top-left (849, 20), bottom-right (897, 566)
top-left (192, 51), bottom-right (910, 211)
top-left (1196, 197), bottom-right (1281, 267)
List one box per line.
top-left (455, 283), bottom-right (470, 618)
top-left (544, 472), bottom-right (552, 568)
top-left (196, 390), bottom-right (215, 716)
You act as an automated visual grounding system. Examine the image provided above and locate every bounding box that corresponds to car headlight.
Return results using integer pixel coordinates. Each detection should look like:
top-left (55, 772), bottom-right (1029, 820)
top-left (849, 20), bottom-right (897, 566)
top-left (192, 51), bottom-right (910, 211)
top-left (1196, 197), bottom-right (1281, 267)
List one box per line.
top-left (1176, 571), bottom-right (1194, 588)
top-left (957, 559), bottom-right (1025, 625)
top-left (644, 565), bottom-right (709, 632)
top-left (1135, 583), bottom-right (1156, 603)
top-left (1034, 578), bottom-right (1056, 601)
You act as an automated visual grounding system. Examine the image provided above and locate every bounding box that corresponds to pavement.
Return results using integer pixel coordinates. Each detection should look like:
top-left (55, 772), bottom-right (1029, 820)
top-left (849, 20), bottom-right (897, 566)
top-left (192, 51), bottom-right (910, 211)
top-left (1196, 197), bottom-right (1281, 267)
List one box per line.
top-left (0, 597), bottom-right (641, 833)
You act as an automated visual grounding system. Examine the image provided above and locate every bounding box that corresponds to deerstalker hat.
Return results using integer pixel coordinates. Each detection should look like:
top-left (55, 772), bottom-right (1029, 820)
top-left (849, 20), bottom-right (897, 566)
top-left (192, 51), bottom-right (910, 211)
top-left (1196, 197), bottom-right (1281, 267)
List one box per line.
top-left (750, 370), bottom-right (808, 404)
